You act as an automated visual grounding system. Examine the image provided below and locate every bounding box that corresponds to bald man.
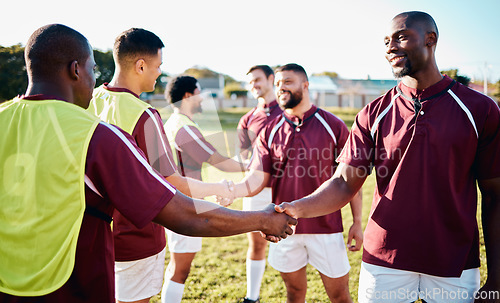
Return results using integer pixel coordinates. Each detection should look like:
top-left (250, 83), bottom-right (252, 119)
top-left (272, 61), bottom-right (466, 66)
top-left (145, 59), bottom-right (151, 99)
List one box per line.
top-left (276, 11), bottom-right (500, 303)
top-left (0, 24), bottom-right (296, 302)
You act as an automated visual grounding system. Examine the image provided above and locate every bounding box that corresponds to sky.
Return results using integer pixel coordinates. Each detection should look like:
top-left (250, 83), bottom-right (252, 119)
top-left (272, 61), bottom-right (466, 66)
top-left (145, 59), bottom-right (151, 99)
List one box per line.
top-left (1, 0), bottom-right (499, 83)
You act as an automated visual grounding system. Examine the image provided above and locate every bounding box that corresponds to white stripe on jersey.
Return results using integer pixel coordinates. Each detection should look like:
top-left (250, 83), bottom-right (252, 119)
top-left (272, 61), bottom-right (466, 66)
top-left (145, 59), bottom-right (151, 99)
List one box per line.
top-left (100, 122), bottom-right (176, 194)
top-left (314, 112), bottom-right (337, 146)
top-left (85, 174), bottom-right (103, 197)
top-left (267, 117), bottom-right (286, 148)
top-left (447, 90), bottom-right (478, 138)
top-left (370, 91), bottom-right (400, 140)
top-left (182, 125), bottom-right (215, 155)
top-left (144, 108), bottom-right (177, 170)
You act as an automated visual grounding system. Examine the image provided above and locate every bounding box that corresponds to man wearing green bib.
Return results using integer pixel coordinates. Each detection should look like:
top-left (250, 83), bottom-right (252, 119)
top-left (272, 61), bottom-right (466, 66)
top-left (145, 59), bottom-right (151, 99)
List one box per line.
top-left (0, 24), bottom-right (296, 303)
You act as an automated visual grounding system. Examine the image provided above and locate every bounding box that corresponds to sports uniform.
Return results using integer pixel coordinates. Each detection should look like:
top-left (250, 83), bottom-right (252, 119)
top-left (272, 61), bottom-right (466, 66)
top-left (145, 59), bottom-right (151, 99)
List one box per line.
top-left (87, 84), bottom-right (177, 301)
top-left (237, 100), bottom-right (282, 211)
top-left (163, 112), bottom-right (217, 252)
top-left (0, 95), bottom-right (176, 302)
top-left (250, 104), bottom-right (351, 277)
top-left (336, 76), bottom-right (500, 301)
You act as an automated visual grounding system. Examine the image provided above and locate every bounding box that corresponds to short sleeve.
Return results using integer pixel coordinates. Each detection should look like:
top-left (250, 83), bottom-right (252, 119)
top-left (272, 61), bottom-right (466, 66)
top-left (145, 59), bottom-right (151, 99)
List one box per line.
top-left (248, 126), bottom-right (272, 174)
top-left (175, 125), bottom-right (217, 165)
top-left (86, 123), bottom-right (176, 229)
top-left (475, 101), bottom-right (500, 180)
top-left (132, 109), bottom-right (177, 177)
top-left (336, 107), bottom-right (375, 170)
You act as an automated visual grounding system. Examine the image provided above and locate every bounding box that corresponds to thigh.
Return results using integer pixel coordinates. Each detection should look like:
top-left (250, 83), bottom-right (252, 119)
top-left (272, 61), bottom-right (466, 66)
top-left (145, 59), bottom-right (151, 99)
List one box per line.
top-left (305, 233), bottom-right (351, 278)
top-left (268, 234), bottom-right (308, 273)
top-left (419, 268), bottom-right (480, 303)
top-left (242, 187), bottom-right (272, 211)
top-left (319, 271), bottom-right (351, 302)
top-left (166, 228), bottom-right (202, 253)
top-left (358, 262), bottom-right (419, 303)
top-left (115, 248), bottom-right (166, 302)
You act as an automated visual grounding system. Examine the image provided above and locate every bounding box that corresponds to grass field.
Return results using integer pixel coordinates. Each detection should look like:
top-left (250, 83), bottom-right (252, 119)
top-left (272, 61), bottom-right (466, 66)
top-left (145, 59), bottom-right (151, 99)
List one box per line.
top-left (151, 107), bottom-right (487, 303)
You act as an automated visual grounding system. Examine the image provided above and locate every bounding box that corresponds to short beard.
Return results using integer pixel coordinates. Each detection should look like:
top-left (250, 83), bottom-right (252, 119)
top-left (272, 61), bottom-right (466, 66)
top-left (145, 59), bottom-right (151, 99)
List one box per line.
top-left (392, 60), bottom-right (412, 79)
top-left (282, 90), bottom-right (303, 109)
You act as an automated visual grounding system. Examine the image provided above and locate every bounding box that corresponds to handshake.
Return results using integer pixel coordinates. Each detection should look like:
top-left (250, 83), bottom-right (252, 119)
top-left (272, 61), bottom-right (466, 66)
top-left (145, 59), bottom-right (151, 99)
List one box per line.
top-left (214, 179), bottom-right (236, 207)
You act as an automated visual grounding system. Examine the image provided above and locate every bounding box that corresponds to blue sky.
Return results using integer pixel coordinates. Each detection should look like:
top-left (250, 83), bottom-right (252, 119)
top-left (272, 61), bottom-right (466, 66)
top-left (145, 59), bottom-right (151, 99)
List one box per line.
top-left (1, 0), bottom-right (499, 82)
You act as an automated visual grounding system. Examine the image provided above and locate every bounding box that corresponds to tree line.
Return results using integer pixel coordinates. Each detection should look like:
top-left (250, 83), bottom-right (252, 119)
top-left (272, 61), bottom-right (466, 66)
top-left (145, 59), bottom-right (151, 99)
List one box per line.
top-left (1, 44), bottom-right (499, 103)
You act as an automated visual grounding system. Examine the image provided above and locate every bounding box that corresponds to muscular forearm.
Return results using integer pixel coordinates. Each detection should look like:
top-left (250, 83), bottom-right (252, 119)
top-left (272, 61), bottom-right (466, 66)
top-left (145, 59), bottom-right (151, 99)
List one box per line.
top-left (350, 190), bottom-right (363, 224)
top-left (153, 191), bottom-right (294, 238)
top-left (233, 169), bottom-right (268, 198)
top-left (289, 163), bottom-right (367, 218)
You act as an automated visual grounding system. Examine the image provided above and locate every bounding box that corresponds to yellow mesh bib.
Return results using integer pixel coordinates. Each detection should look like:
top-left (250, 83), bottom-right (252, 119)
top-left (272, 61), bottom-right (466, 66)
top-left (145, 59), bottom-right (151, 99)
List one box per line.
top-left (0, 98), bottom-right (99, 296)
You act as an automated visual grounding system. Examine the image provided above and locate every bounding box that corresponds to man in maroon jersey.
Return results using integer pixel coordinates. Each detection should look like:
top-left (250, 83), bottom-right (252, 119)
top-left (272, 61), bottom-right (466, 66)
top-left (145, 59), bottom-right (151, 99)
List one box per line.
top-left (276, 11), bottom-right (500, 303)
top-left (0, 23), bottom-right (296, 303)
top-left (231, 63), bottom-right (363, 303)
top-left (87, 28), bottom-right (236, 303)
top-left (236, 65), bottom-right (282, 303)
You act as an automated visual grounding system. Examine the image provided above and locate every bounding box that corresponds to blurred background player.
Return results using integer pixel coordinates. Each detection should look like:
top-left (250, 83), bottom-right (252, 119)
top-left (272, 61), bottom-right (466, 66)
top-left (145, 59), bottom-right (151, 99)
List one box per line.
top-left (236, 65), bottom-right (282, 303)
top-left (231, 64), bottom-right (363, 302)
top-left (162, 75), bottom-right (246, 303)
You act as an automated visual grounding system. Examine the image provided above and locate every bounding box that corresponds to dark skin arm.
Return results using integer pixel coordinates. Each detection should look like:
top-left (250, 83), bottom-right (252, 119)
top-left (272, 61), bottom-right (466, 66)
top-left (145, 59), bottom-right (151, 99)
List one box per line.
top-left (475, 177), bottom-right (500, 303)
top-left (275, 163), bottom-right (367, 219)
top-left (153, 190), bottom-right (297, 241)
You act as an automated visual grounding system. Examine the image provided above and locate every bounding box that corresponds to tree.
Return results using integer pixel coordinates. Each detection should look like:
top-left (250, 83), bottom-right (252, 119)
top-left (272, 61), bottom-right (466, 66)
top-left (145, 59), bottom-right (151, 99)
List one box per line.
top-left (183, 66), bottom-right (237, 84)
top-left (93, 49), bottom-right (114, 87)
top-left (493, 79), bottom-right (500, 103)
top-left (0, 44), bottom-right (28, 102)
top-left (441, 69), bottom-right (471, 86)
top-left (223, 82), bottom-right (247, 98)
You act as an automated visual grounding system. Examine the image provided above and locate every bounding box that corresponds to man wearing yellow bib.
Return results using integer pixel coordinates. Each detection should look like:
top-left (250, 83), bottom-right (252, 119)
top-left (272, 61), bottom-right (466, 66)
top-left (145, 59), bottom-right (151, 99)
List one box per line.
top-left (87, 28), bottom-right (235, 303)
top-left (0, 24), bottom-right (296, 303)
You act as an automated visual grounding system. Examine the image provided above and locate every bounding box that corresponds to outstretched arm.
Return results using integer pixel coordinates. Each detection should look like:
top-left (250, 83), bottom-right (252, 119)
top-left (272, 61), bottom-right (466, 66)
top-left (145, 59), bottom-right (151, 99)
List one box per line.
top-left (165, 171), bottom-right (231, 200)
top-left (153, 190), bottom-right (296, 241)
top-left (475, 177), bottom-right (500, 302)
top-left (276, 163), bottom-right (367, 218)
top-left (207, 151), bottom-right (247, 173)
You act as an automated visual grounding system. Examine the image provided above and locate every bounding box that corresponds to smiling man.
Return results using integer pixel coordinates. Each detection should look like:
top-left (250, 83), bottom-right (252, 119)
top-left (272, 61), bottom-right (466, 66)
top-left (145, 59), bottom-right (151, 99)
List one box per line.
top-left (275, 11), bottom-right (500, 303)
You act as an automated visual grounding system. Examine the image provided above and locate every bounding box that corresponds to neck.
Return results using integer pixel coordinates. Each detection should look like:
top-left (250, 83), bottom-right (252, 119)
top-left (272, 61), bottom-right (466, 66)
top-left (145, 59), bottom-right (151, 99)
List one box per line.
top-left (109, 70), bottom-right (142, 97)
top-left (258, 90), bottom-right (276, 105)
top-left (25, 81), bottom-right (72, 104)
top-left (285, 96), bottom-right (312, 120)
top-left (401, 61), bottom-right (443, 90)
top-left (175, 105), bottom-right (193, 119)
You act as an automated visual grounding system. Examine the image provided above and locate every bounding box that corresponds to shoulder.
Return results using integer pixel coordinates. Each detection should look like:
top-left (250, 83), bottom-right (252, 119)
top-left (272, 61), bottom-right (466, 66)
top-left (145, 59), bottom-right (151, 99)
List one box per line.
top-left (238, 108), bottom-right (257, 126)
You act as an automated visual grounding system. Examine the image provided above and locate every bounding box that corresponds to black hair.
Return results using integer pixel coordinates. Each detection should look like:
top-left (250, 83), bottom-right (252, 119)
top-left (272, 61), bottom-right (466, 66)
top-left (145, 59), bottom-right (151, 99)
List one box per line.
top-left (246, 65), bottom-right (274, 78)
top-left (25, 24), bottom-right (90, 80)
top-left (396, 11), bottom-right (439, 38)
top-left (275, 63), bottom-right (308, 81)
top-left (165, 75), bottom-right (199, 107)
top-left (113, 28), bottom-right (164, 67)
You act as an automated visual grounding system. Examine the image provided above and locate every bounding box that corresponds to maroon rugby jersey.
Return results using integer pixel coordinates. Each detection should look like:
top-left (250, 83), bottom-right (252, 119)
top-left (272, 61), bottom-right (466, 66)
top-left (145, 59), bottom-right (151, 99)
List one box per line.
top-left (337, 75), bottom-right (500, 277)
top-left (0, 121), bottom-right (176, 302)
top-left (250, 105), bottom-right (349, 234)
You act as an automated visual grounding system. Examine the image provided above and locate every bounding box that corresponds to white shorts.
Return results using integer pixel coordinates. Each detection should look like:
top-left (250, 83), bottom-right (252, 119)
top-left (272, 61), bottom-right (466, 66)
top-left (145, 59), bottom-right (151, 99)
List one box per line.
top-left (268, 232), bottom-right (350, 278)
top-left (358, 262), bottom-right (481, 303)
top-left (114, 247), bottom-right (166, 302)
top-left (166, 228), bottom-right (202, 253)
top-left (243, 187), bottom-right (272, 211)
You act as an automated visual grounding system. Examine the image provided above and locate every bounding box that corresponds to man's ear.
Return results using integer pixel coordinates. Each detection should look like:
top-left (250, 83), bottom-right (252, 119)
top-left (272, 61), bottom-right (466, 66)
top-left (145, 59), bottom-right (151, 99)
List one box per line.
top-left (135, 59), bottom-right (146, 74)
top-left (426, 31), bottom-right (437, 47)
top-left (69, 60), bottom-right (79, 80)
top-left (183, 92), bottom-right (193, 100)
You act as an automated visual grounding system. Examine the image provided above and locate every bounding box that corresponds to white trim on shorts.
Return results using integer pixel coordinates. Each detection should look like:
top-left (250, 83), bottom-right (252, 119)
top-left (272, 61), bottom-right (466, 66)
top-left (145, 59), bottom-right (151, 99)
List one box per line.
top-left (165, 228), bottom-right (202, 253)
top-left (358, 262), bottom-right (481, 303)
top-left (115, 247), bottom-right (166, 302)
top-left (243, 187), bottom-right (272, 211)
top-left (268, 232), bottom-right (350, 278)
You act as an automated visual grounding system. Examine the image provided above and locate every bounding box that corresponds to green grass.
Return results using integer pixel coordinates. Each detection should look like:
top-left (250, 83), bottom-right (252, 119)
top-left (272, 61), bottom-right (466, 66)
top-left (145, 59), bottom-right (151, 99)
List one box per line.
top-left (151, 107), bottom-right (487, 302)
